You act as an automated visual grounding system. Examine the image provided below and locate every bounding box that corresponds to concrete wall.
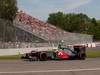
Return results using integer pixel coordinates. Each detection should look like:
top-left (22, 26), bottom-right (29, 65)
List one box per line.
top-left (0, 47), bottom-right (57, 56)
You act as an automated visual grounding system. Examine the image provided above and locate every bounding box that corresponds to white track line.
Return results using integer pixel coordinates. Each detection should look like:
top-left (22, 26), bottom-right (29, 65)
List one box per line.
top-left (0, 68), bottom-right (100, 74)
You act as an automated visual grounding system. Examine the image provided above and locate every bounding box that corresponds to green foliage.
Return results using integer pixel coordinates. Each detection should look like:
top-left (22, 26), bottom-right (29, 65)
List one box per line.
top-left (48, 12), bottom-right (91, 33)
top-left (47, 12), bottom-right (65, 27)
top-left (47, 12), bottom-right (100, 40)
top-left (0, 19), bottom-right (16, 42)
top-left (94, 20), bottom-right (100, 40)
top-left (0, 0), bottom-right (17, 42)
top-left (88, 19), bottom-right (100, 40)
top-left (0, 0), bottom-right (18, 21)
top-left (64, 13), bottom-right (92, 33)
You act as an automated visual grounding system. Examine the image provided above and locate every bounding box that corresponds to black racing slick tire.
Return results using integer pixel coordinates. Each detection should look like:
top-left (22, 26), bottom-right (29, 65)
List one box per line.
top-left (40, 52), bottom-right (47, 61)
top-left (80, 53), bottom-right (86, 60)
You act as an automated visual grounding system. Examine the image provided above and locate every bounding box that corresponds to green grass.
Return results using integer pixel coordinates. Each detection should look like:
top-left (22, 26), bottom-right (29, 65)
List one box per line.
top-left (86, 50), bottom-right (100, 58)
top-left (0, 54), bottom-right (22, 60)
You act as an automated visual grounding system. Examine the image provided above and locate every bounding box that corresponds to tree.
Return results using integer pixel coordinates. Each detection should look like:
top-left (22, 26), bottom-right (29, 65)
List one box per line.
top-left (94, 20), bottom-right (100, 40)
top-left (47, 11), bottom-right (65, 27)
top-left (91, 18), bottom-right (98, 26)
top-left (47, 12), bottom-right (100, 40)
top-left (47, 12), bottom-right (91, 33)
top-left (0, 0), bottom-right (18, 21)
top-left (0, 0), bottom-right (18, 42)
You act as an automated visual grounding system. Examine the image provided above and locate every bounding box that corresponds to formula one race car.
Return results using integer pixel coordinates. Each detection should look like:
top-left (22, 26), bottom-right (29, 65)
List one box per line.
top-left (21, 45), bottom-right (86, 61)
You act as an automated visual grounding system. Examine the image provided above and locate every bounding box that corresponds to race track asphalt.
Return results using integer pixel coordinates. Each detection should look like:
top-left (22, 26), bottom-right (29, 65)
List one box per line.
top-left (0, 58), bottom-right (100, 75)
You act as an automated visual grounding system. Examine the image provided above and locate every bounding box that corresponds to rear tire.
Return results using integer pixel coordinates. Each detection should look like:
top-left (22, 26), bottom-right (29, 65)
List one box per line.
top-left (80, 53), bottom-right (86, 60)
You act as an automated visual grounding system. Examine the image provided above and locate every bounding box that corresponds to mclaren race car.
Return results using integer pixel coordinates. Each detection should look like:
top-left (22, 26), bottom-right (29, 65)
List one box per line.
top-left (21, 45), bottom-right (86, 61)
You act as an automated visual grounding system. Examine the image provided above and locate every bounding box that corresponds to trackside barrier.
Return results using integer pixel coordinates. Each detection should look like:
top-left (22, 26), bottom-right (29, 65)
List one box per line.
top-left (0, 47), bottom-right (57, 56)
top-left (0, 43), bottom-right (99, 56)
top-left (87, 43), bottom-right (96, 48)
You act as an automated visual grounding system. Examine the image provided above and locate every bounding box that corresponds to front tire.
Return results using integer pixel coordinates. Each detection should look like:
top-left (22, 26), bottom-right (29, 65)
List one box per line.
top-left (40, 52), bottom-right (47, 61)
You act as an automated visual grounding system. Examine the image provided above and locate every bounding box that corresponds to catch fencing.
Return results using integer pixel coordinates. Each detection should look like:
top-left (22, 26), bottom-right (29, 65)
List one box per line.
top-left (0, 18), bottom-right (93, 48)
